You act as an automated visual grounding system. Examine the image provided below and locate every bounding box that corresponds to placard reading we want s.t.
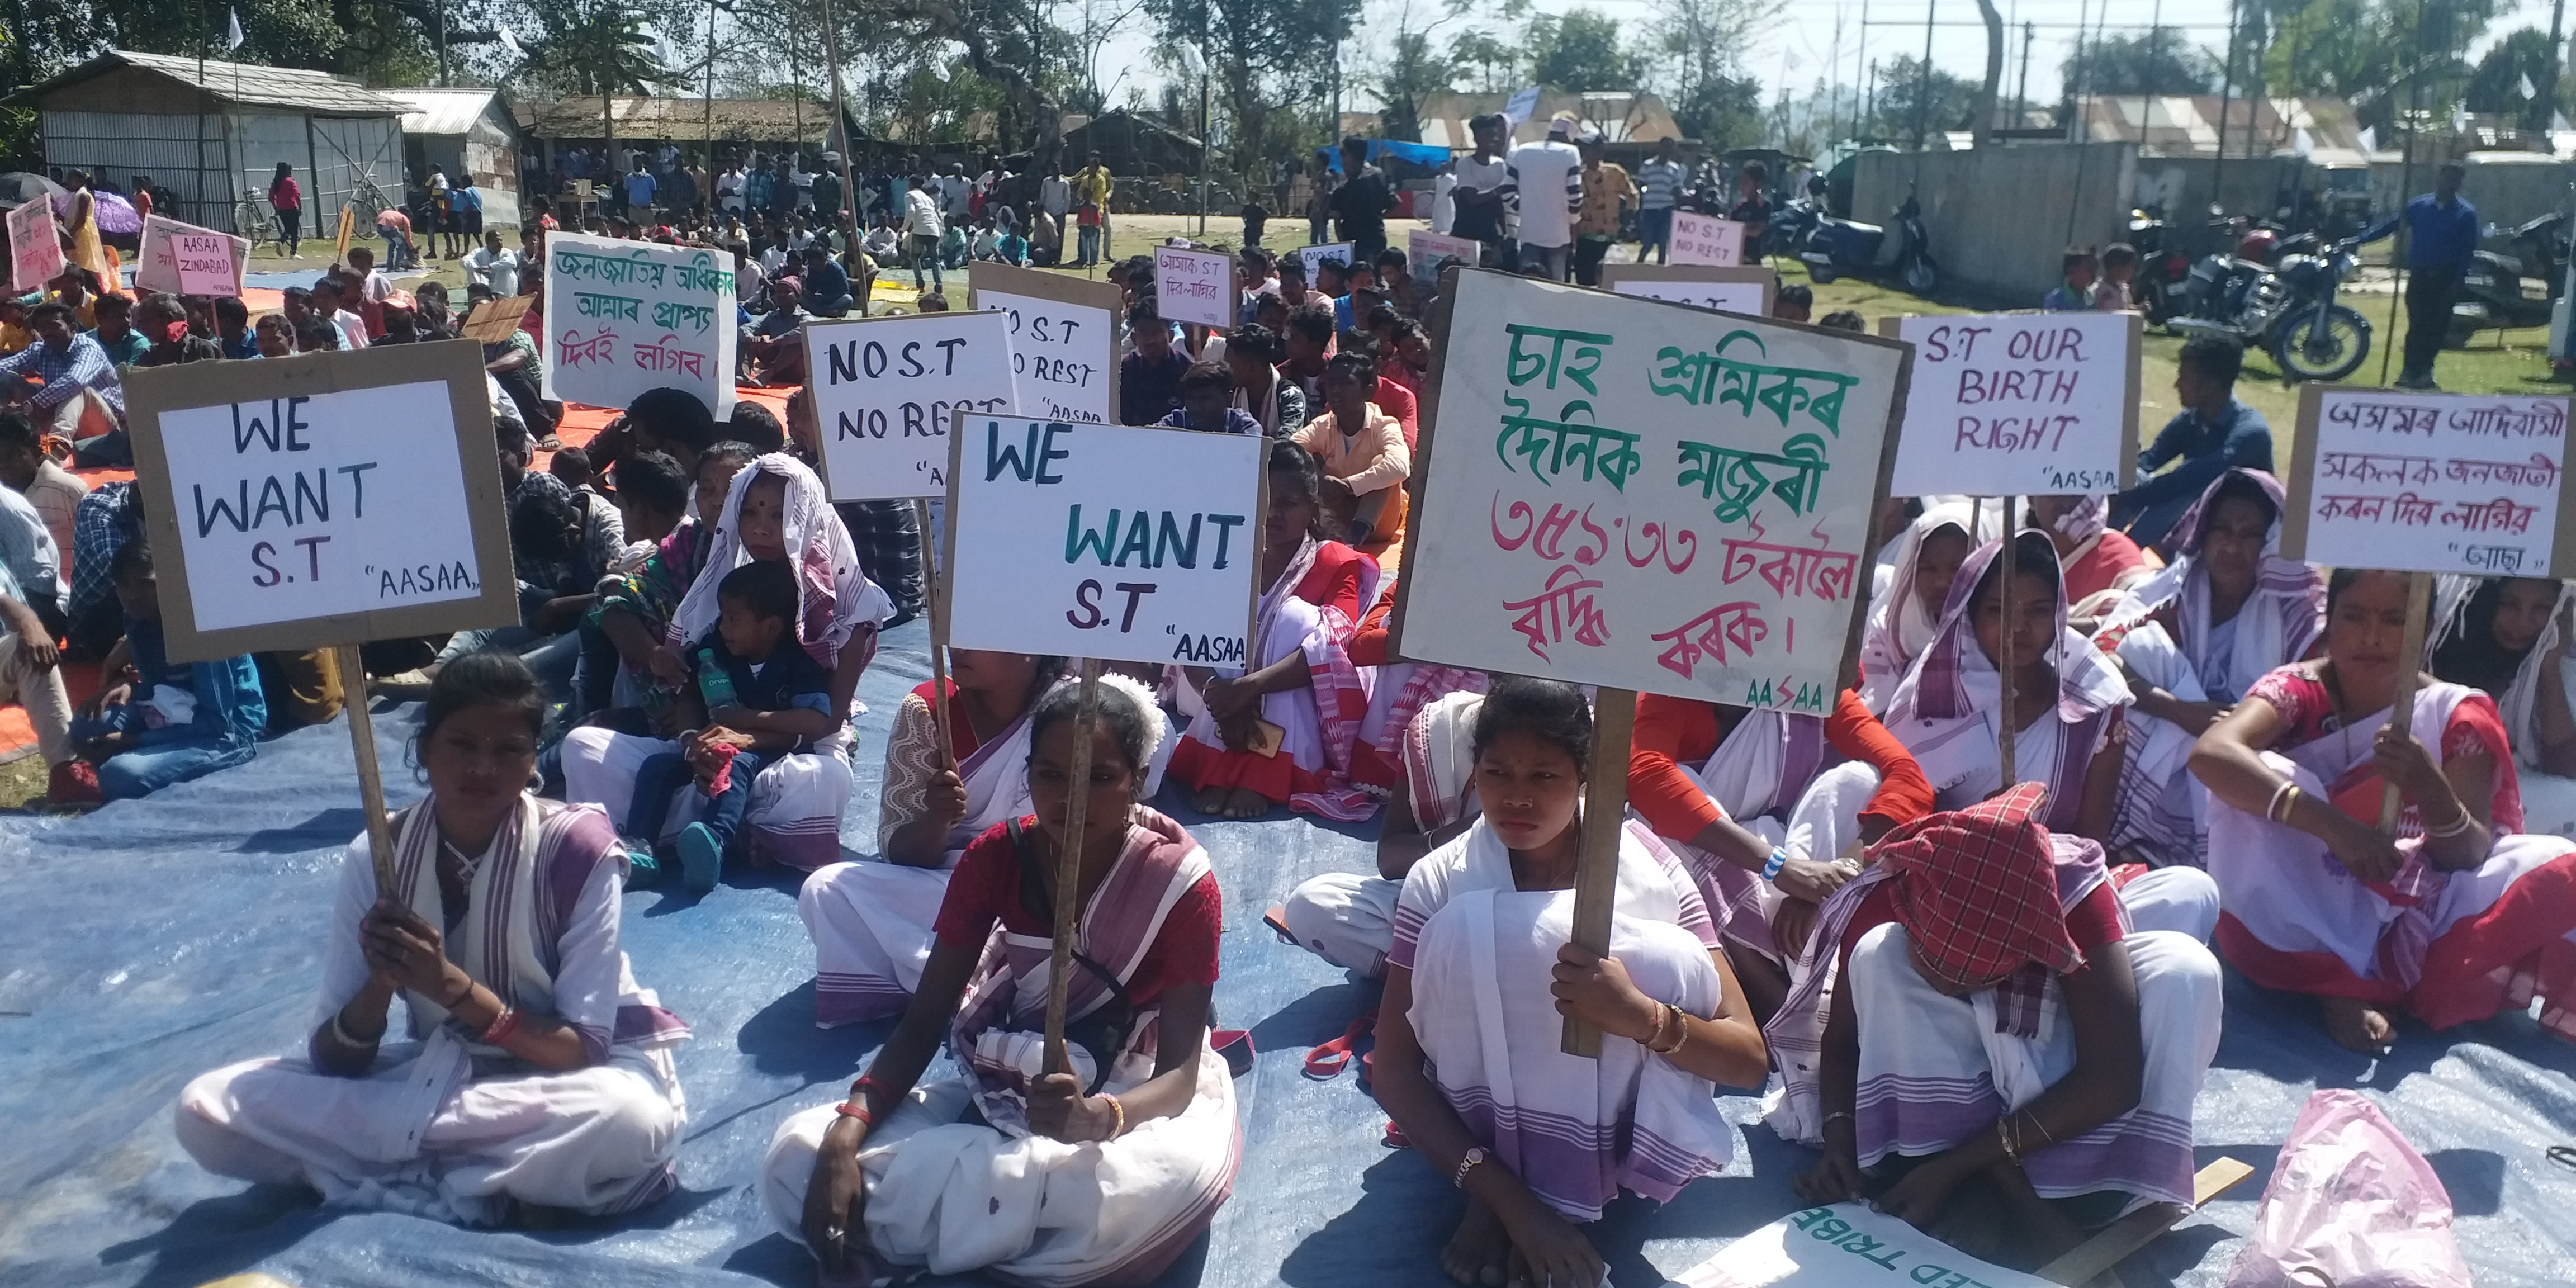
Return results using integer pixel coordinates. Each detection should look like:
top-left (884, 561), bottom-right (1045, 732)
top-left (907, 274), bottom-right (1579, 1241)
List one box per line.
top-left (124, 341), bottom-right (519, 662)
top-left (943, 413), bottom-right (1264, 668)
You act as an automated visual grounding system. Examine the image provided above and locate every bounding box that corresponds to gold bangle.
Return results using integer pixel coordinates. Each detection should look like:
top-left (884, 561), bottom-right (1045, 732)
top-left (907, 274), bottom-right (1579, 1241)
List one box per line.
top-left (1101, 1093), bottom-right (1126, 1141)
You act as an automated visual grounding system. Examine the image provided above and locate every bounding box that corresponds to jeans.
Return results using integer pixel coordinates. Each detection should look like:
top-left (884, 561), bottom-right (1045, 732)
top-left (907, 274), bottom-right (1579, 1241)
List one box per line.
top-left (1574, 236), bottom-right (1613, 286)
top-left (1639, 207), bottom-right (1674, 264)
top-left (1077, 225), bottom-right (1102, 267)
top-left (1520, 242), bottom-right (1571, 281)
top-left (803, 291), bottom-right (854, 318)
top-left (439, 621), bottom-right (579, 696)
top-left (2402, 264), bottom-right (2463, 383)
top-left (72, 703), bottom-right (255, 799)
top-left (910, 234), bottom-right (943, 291)
top-left (629, 747), bottom-right (771, 847)
top-left (385, 228), bottom-right (418, 270)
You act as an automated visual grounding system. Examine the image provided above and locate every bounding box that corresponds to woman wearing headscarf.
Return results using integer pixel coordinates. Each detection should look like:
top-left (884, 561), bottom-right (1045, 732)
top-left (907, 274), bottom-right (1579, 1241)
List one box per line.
top-left (2193, 567), bottom-right (2576, 1053)
top-left (1788, 784), bottom-right (2223, 1270)
top-left (2427, 576), bottom-right (2576, 837)
top-left (562, 454), bottom-right (892, 873)
top-left (2095, 470), bottom-right (2324, 870)
top-left (1859, 502), bottom-right (1987, 712)
top-left (2024, 494), bottom-right (2154, 623)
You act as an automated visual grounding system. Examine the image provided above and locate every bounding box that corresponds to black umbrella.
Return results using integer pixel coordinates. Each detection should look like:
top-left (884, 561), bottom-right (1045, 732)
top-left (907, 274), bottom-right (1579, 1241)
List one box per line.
top-left (0, 172), bottom-right (68, 210)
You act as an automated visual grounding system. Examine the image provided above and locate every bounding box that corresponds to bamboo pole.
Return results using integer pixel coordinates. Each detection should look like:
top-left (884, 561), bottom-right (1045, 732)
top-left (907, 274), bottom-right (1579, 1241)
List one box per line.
top-left (1041, 660), bottom-right (1106, 1073)
top-left (1560, 688), bottom-right (1637, 1058)
top-left (334, 644), bottom-right (400, 897)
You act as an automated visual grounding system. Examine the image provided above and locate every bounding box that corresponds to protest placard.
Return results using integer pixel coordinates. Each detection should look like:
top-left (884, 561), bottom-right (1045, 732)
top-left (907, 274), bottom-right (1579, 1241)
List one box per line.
top-left (541, 229), bottom-right (738, 418)
top-left (805, 310), bottom-right (1019, 499)
top-left (1670, 211), bottom-right (1746, 267)
top-left (970, 261), bottom-right (1121, 424)
top-left (1599, 264), bottom-right (1776, 318)
top-left (136, 215), bottom-right (249, 296)
top-left (174, 230), bottom-right (240, 297)
top-left (458, 294), bottom-right (534, 343)
top-left (1300, 242), bottom-right (1354, 279)
top-left (942, 413), bottom-right (1265, 668)
top-left (2280, 385), bottom-right (2576, 577)
top-left (8, 200), bottom-right (63, 291)
top-left (1665, 1205), bottom-right (2056, 1288)
top-left (1395, 268), bottom-right (1909, 711)
top-left (1882, 311), bottom-right (2139, 498)
top-left (1408, 229), bottom-right (1482, 275)
top-left (1154, 244), bottom-right (1235, 329)
top-left (125, 339), bottom-right (519, 897)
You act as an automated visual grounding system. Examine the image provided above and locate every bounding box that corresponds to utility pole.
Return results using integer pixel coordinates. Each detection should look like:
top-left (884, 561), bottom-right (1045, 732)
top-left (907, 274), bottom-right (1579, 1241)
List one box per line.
top-left (2545, 0), bottom-right (2567, 133)
top-left (1913, 0), bottom-right (1935, 150)
top-left (1197, 67), bottom-right (1210, 238)
top-left (2214, 0), bottom-right (2241, 217)
top-left (817, 0), bottom-right (858, 240)
top-left (2016, 21), bottom-right (2032, 127)
top-left (704, 0), bottom-right (717, 173)
top-left (436, 0), bottom-right (450, 86)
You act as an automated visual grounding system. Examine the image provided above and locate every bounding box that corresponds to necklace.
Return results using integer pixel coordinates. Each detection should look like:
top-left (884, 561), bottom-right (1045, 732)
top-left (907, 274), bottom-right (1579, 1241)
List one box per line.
top-left (439, 836), bottom-right (486, 886)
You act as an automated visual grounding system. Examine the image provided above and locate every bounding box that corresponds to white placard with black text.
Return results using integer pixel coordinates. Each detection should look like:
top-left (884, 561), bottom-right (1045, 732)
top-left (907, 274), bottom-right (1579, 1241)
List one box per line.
top-left (2283, 386), bottom-right (2573, 577)
top-left (1154, 244), bottom-right (1235, 329)
top-left (1887, 311), bottom-right (2138, 498)
top-left (806, 310), bottom-right (1020, 499)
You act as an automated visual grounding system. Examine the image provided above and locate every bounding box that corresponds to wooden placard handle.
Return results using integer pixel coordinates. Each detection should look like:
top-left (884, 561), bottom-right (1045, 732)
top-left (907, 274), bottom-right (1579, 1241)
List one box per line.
top-left (1560, 688), bottom-right (1637, 1059)
top-left (1041, 659), bottom-right (1105, 1074)
top-left (912, 498), bottom-right (955, 771)
top-left (1996, 500), bottom-right (2018, 789)
top-left (2379, 573), bottom-right (2434, 834)
top-left (334, 643), bottom-right (401, 899)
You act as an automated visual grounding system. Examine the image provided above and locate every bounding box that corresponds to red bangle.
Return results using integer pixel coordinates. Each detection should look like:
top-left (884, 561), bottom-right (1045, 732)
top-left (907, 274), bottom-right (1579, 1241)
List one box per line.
top-left (850, 1075), bottom-right (885, 1097)
top-left (835, 1101), bottom-right (876, 1126)
top-left (480, 1005), bottom-right (522, 1047)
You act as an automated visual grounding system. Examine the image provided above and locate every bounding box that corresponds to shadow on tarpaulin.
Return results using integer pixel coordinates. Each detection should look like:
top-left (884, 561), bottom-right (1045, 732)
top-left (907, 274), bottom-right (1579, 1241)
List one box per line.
top-left (2, 619), bottom-right (2574, 1287)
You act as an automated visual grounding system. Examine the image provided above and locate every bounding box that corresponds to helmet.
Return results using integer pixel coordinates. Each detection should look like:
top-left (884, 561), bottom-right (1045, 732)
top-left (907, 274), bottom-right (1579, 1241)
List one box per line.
top-left (2237, 228), bottom-right (2280, 261)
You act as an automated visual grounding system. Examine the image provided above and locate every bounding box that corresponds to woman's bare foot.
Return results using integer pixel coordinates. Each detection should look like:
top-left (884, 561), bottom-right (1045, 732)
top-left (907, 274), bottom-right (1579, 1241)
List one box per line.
top-left (1222, 787), bottom-right (1273, 820)
top-left (1440, 1196), bottom-right (1509, 1287)
top-left (1191, 786), bottom-right (1231, 816)
top-left (2322, 996), bottom-right (2395, 1053)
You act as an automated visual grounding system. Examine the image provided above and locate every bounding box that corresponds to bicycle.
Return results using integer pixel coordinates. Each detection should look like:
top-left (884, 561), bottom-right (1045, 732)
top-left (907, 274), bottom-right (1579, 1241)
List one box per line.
top-left (345, 174), bottom-right (391, 228)
top-left (233, 193), bottom-right (278, 247)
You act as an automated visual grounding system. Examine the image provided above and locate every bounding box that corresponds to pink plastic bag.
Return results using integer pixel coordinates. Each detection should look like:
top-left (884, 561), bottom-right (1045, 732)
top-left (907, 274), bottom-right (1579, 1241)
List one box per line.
top-left (2227, 1089), bottom-right (2472, 1288)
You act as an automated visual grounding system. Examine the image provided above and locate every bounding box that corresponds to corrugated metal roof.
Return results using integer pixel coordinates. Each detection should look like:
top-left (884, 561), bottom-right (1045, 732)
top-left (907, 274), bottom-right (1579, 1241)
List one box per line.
top-left (514, 96), bottom-right (832, 143)
top-left (390, 87), bottom-right (513, 138)
top-left (15, 49), bottom-right (407, 116)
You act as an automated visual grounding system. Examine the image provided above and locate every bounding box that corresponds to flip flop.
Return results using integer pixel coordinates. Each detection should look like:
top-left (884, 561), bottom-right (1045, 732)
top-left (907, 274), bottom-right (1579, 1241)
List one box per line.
top-left (1304, 1009), bottom-right (1377, 1079)
top-left (1382, 1119), bottom-right (1409, 1148)
top-left (1211, 1027), bottom-right (1255, 1077)
top-left (1262, 905), bottom-right (1295, 944)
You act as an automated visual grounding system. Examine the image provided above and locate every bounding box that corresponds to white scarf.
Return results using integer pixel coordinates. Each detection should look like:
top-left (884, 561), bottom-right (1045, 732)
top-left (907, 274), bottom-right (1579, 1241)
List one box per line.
top-left (666, 453), bottom-right (892, 669)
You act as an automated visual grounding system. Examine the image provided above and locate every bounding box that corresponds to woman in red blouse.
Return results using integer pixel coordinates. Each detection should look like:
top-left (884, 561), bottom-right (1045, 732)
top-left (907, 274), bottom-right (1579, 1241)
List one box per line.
top-left (765, 674), bottom-right (1237, 1286)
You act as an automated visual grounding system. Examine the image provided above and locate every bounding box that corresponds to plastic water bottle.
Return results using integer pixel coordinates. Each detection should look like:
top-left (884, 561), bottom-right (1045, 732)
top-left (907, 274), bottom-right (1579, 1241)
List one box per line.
top-left (697, 648), bottom-right (738, 709)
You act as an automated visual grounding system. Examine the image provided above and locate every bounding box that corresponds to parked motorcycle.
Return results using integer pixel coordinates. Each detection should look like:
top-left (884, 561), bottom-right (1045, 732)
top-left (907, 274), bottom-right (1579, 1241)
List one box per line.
top-left (1795, 188), bottom-right (1937, 294)
top-left (2126, 206), bottom-right (2193, 324)
top-left (2166, 236), bottom-right (2373, 381)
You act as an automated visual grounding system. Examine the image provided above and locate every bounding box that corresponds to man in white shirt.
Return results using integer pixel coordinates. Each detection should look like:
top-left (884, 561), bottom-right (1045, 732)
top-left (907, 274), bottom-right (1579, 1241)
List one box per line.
top-left (717, 160), bottom-right (747, 213)
top-left (1039, 169), bottom-right (1072, 223)
top-left (1506, 115), bottom-right (1585, 281)
top-left (903, 176), bottom-right (946, 293)
top-left (463, 229), bottom-right (522, 299)
top-left (1447, 113), bottom-right (1513, 266)
top-left (792, 161), bottom-right (816, 211)
top-left (940, 164), bottom-right (972, 221)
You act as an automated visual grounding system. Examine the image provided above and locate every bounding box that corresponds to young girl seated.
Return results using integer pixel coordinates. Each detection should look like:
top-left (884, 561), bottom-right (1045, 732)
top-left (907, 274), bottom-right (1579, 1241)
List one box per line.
top-left (1372, 678), bottom-right (1766, 1288)
top-left (176, 654), bottom-right (690, 1223)
top-left (1167, 440), bottom-right (1377, 820)
top-left (799, 650), bottom-right (1063, 1025)
top-left (2428, 575), bottom-right (2576, 838)
top-left (1290, 351), bottom-right (1410, 566)
top-left (1790, 784), bottom-right (2223, 1270)
top-left (563, 454), bottom-right (892, 870)
top-left (73, 543), bottom-right (266, 800)
top-left (763, 675), bottom-right (1237, 1286)
top-left (623, 560), bottom-right (839, 892)
top-left (1858, 503), bottom-right (1981, 712)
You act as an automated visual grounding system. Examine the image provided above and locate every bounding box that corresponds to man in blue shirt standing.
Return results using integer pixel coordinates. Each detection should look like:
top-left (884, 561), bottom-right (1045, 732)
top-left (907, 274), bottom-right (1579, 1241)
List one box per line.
top-left (2110, 336), bottom-right (2273, 552)
top-left (2357, 160), bottom-right (2476, 390)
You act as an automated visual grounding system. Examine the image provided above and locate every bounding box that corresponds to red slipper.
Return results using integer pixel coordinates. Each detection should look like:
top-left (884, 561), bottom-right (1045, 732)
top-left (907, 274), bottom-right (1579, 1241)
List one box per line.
top-left (1382, 1119), bottom-right (1409, 1148)
top-left (1304, 1008), bottom-right (1376, 1079)
top-left (1262, 905), bottom-right (1295, 944)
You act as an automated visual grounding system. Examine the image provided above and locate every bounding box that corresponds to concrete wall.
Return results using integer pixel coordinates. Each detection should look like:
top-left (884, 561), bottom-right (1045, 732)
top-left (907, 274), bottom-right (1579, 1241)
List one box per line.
top-left (1852, 142), bottom-right (2138, 306)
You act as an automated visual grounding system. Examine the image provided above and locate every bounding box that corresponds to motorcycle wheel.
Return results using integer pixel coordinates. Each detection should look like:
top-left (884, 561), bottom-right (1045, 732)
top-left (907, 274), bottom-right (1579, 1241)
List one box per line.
top-left (1902, 257), bottom-right (1935, 294)
top-left (2271, 304), bottom-right (2373, 382)
top-left (1808, 263), bottom-right (1839, 285)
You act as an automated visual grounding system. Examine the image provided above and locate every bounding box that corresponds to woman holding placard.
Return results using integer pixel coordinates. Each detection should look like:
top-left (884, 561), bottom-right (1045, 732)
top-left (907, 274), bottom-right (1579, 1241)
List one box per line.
top-left (798, 650), bottom-right (1064, 1025)
top-left (1787, 784), bottom-right (2223, 1268)
top-left (562, 454), bottom-right (893, 872)
top-left (764, 675), bottom-right (1238, 1287)
top-left (175, 654), bottom-right (692, 1223)
top-left (2095, 470), bottom-right (2324, 871)
top-left (2194, 568), bottom-right (2576, 1052)
top-left (1372, 678), bottom-right (1764, 1288)
top-left (1168, 439), bottom-right (1377, 821)
top-left (2427, 575), bottom-right (2576, 839)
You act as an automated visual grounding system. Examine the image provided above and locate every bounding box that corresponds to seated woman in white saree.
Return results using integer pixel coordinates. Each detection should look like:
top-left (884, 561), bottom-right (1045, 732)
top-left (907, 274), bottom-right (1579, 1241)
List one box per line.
top-left (1859, 501), bottom-right (1985, 712)
top-left (2427, 575), bottom-right (2576, 839)
top-left (1371, 678), bottom-right (1768, 1288)
top-left (1279, 689), bottom-right (1483, 978)
top-left (2194, 567), bottom-right (2576, 1053)
top-left (564, 453), bottom-right (893, 872)
top-left (2096, 469), bottom-right (2323, 869)
top-left (799, 651), bottom-right (1063, 1025)
top-left (764, 676), bottom-right (1238, 1287)
top-left (1789, 783), bottom-right (2223, 1271)
top-left (176, 654), bottom-right (690, 1224)
top-left (1168, 438), bottom-right (1378, 820)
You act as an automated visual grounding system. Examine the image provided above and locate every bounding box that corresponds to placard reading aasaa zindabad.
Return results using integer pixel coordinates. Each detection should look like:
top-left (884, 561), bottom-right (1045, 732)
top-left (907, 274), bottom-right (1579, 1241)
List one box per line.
top-left (943, 413), bottom-right (1265, 669)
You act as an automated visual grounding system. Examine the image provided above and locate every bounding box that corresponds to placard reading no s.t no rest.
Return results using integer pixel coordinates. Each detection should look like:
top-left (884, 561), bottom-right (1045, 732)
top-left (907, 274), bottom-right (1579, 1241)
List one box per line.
top-left (804, 310), bottom-right (1020, 500)
top-left (122, 342), bottom-right (520, 662)
top-left (942, 413), bottom-right (1265, 669)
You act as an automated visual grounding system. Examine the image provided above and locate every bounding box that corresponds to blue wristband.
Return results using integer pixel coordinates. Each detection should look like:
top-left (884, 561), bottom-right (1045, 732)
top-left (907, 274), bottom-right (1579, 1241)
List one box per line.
top-left (1761, 847), bottom-right (1788, 882)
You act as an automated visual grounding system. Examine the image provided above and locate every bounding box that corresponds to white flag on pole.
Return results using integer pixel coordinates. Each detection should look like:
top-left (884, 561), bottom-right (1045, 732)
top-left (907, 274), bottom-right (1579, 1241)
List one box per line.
top-left (498, 28), bottom-right (524, 59)
top-left (2522, 73), bottom-right (2539, 100)
top-left (226, 7), bottom-right (244, 50)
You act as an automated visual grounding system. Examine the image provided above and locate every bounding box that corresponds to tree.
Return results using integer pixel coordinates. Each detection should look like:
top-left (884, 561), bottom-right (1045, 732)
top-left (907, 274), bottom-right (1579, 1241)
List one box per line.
top-left (2061, 27), bottom-right (2222, 97)
top-left (1648, 0), bottom-right (1779, 144)
top-left (1864, 54), bottom-right (1977, 144)
top-left (1450, 29), bottom-right (1518, 93)
top-left (1972, 0), bottom-right (2003, 137)
top-left (2256, 0), bottom-right (2502, 134)
top-left (2465, 26), bottom-right (2559, 129)
top-left (1370, 0), bottom-right (1475, 141)
top-left (1146, 0), bottom-right (1357, 176)
top-left (1527, 8), bottom-right (1642, 92)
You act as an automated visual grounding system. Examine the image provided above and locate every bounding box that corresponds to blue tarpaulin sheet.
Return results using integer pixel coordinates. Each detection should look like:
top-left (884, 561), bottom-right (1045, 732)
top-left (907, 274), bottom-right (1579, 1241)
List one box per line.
top-left (4, 618), bottom-right (2575, 1286)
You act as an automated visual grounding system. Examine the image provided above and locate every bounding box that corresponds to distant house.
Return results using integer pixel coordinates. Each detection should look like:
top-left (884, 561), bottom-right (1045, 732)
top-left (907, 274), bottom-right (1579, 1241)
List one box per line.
top-left (1060, 109), bottom-right (1204, 175)
top-left (2065, 94), bottom-right (2368, 158)
top-left (391, 88), bottom-right (526, 229)
top-left (7, 49), bottom-right (406, 235)
top-left (1414, 90), bottom-right (1684, 149)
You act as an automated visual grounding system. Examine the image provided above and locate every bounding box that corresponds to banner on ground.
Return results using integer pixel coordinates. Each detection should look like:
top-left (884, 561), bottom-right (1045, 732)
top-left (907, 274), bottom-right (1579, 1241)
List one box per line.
top-left (2280, 385), bottom-right (2576, 577)
top-left (1669, 212), bottom-right (1746, 267)
top-left (174, 230), bottom-right (241, 298)
top-left (1299, 242), bottom-right (1354, 280)
top-left (1665, 1205), bottom-right (2056, 1288)
top-left (122, 340), bottom-right (518, 663)
top-left (541, 229), bottom-right (737, 418)
top-left (1599, 264), bottom-right (1775, 318)
top-left (943, 413), bottom-right (1265, 667)
top-left (136, 215), bottom-right (249, 297)
top-left (8, 200), bottom-right (63, 292)
top-left (804, 310), bottom-right (1019, 500)
top-left (969, 261), bottom-right (1121, 425)
top-left (1154, 244), bottom-right (1234, 329)
top-left (1881, 311), bottom-right (2139, 498)
top-left (1395, 268), bottom-right (1909, 710)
